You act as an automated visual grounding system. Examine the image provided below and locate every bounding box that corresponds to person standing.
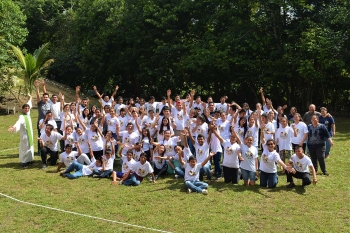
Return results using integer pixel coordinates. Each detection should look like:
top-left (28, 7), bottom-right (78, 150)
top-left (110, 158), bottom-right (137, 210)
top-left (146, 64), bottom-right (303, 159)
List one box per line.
top-left (301, 115), bottom-right (333, 176)
top-left (8, 104), bottom-right (34, 168)
top-left (318, 107), bottom-right (336, 158)
top-left (303, 104), bottom-right (321, 125)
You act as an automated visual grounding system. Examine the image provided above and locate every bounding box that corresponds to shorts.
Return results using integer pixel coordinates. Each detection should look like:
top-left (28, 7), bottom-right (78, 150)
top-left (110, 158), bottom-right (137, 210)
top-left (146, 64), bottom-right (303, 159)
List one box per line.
top-left (241, 168), bottom-right (256, 181)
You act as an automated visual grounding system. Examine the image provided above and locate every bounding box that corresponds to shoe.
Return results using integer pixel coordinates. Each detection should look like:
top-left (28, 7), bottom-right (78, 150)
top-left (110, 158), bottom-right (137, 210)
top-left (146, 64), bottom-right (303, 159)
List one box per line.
top-left (148, 176), bottom-right (152, 181)
top-left (325, 154), bottom-right (329, 159)
top-left (187, 188), bottom-right (192, 193)
top-left (60, 170), bottom-right (66, 176)
top-left (155, 175), bottom-right (159, 180)
top-left (323, 172), bottom-right (329, 176)
top-left (92, 174), bottom-right (101, 178)
top-left (42, 164), bottom-right (47, 170)
top-left (175, 174), bottom-right (179, 179)
top-left (119, 180), bottom-right (123, 185)
top-left (216, 176), bottom-right (222, 180)
top-left (286, 183), bottom-right (295, 188)
top-left (21, 163), bottom-right (28, 169)
top-left (202, 189), bottom-right (208, 195)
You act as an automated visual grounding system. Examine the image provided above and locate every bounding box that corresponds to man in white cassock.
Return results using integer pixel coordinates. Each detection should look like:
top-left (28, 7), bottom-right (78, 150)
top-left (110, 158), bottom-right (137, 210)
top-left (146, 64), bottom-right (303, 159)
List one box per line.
top-left (8, 104), bottom-right (34, 168)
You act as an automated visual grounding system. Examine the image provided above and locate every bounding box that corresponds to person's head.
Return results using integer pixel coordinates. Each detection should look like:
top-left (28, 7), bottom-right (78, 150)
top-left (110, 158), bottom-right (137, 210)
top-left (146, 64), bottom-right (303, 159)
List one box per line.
top-left (277, 106), bottom-right (284, 114)
top-left (109, 108), bottom-right (115, 117)
top-left (149, 96), bottom-right (155, 104)
top-left (70, 102), bottom-right (76, 111)
top-left (214, 110), bottom-right (220, 119)
top-left (22, 104), bottom-right (30, 114)
top-left (243, 103), bottom-right (250, 111)
top-left (120, 108), bottom-right (126, 117)
top-left (239, 117), bottom-right (246, 127)
top-left (105, 130), bottom-right (112, 139)
top-left (95, 158), bottom-right (102, 167)
top-left (320, 107), bottom-right (327, 116)
top-left (245, 136), bottom-right (253, 147)
top-left (139, 98), bottom-right (145, 105)
top-left (117, 96), bottom-right (123, 104)
top-left (293, 113), bottom-right (302, 123)
top-left (208, 102), bottom-right (215, 112)
top-left (290, 107), bottom-right (297, 115)
top-left (176, 101), bottom-right (182, 110)
top-left (51, 94), bottom-right (58, 103)
top-left (295, 146), bottom-right (304, 158)
top-left (196, 115), bottom-right (205, 125)
top-left (197, 134), bottom-right (204, 146)
top-left (220, 112), bottom-right (227, 121)
top-left (76, 127), bottom-right (83, 136)
top-left (95, 108), bottom-right (101, 118)
top-left (164, 129), bottom-right (171, 140)
top-left (103, 105), bottom-right (110, 113)
top-left (83, 107), bottom-right (90, 117)
top-left (90, 105), bottom-right (97, 113)
top-left (268, 111), bottom-right (275, 120)
top-left (207, 96), bottom-right (213, 103)
top-left (134, 142), bottom-right (142, 151)
top-left (220, 96), bottom-right (226, 104)
top-left (45, 110), bottom-right (52, 119)
top-left (256, 103), bottom-right (262, 110)
top-left (229, 133), bottom-right (237, 143)
top-left (103, 95), bottom-right (110, 103)
top-left (65, 144), bottom-right (73, 154)
top-left (42, 93), bottom-right (49, 103)
top-left (126, 150), bottom-right (133, 161)
top-left (311, 115), bottom-right (319, 125)
top-left (266, 139), bottom-right (275, 151)
top-left (139, 152), bottom-right (147, 164)
top-left (148, 109), bottom-right (154, 117)
top-left (65, 125), bottom-right (73, 134)
top-left (188, 156), bottom-right (197, 168)
top-left (174, 145), bottom-right (183, 154)
top-left (142, 127), bottom-right (150, 138)
top-left (90, 123), bottom-right (97, 132)
top-left (280, 116), bottom-right (288, 127)
top-left (126, 122), bottom-right (133, 132)
top-left (266, 101), bottom-right (272, 109)
top-left (81, 98), bottom-right (88, 107)
top-left (105, 149), bottom-right (112, 158)
top-left (309, 104), bottom-right (316, 114)
top-left (261, 113), bottom-right (268, 124)
top-left (63, 104), bottom-right (70, 112)
top-left (162, 117), bottom-right (170, 126)
top-left (195, 96), bottom-right (201, 103)
top-left (189, 109), bottom-right (196, 118)
top-left (194, 107), bottom-right (201, 114)
top-left (157, 144), bottom-right (166, 155)
top-left (45, 124), bottom-right (54, 135)
top-left (248, 115), bottom-right (255, 126)
top-left (132, 110), bottom-right (139, 118)
top-left (128, 97), bottom-right (134, 105)
top-left (161, 106), bottom-right (171, 116)
top-left (238, 109), bottom-right (246, 118)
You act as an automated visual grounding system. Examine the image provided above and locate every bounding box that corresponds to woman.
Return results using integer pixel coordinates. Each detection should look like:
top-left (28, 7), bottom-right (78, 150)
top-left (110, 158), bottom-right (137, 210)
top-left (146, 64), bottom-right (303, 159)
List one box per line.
top-left (216, 112), bottom-right (231, 141)
top-left (234, 117), bottom-right (247, 144)
top-left (275, 116), bottom-right (294, 173)
top-left (150, 144), bottom-right (168, 180)
top-left (260, 113), bottom-right (275, 141)
top-left (259, 136), bottom-right (290, 188)
top-left (157, 117), bottom-right (174, 142)
top-left (79, 107), bottom-right (91, 130)
top-left (246, 113), bottom-right (259, 148)
top-left (86, 121), bottom-right (104, 160)
top-left (291, 113), bottom-right (308, 152)
top-left (105, 109), bottom-right (120, 140)
top-left (238, 136), bottom-right (259, 186)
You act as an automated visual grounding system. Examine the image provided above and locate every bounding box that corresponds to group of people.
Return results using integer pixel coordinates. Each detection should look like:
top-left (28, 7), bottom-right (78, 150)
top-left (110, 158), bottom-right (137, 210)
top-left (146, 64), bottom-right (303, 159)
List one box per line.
top-left (8, 80), bottom-right (336, 194)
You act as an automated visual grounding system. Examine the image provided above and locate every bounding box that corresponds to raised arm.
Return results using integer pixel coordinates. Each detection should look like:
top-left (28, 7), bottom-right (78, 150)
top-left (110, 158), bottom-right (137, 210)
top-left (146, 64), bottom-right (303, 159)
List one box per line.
top-left (201, 151), bottom-right (215, 167)
top-left (210, 124), bottom-right (224, 144)
top-left (167, 89), bottom-right (173, 108)
top-left (188, 90), bottom-right (195, 109)
top-left (93, 86), bottom-right (103, 100)
top-left (41, 79), bottom-right (47, 94)
top-left (111, 85), bottom-right (119, 99)
top-left (75, 86), bottom-right (81, 103)
top-left (260, 87), bottom-right (266, 105)
top-left (34, 80), bottom-right (41, 104)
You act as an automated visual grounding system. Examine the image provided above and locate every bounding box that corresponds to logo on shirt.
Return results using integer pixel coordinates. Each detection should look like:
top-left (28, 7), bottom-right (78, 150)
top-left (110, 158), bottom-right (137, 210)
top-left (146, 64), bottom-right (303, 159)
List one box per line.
top-left (177, 113), bottom-right (183, 120)
top-left (219, 125), bottom-right (224, 132)
top-left (91, 134), bottom-right (99, 142)
top-left (108, 120), bottom-right (113, 126)
top-left (262, 154), bottom-right (268, 163)
top-left (45, 140), bottom-right (53, 147)
top-left (296, 162), bottom-right (303, 171)
top-left (245, 150), bottom-right (253, 159)
top-left (197, 149), bottom-right (203, 156)
top-left (280, 131), bottom-right (288, 139)
top-left (188, 170), bottom-right (196, 176)
top-left (225, 147), bottom-right (234, 155)
top-left (247, 130), bottom-right (252, 137)
top-left (122, 162), bottom-right (129, 171)
top-left (138, 168), bottom-right (146, 176)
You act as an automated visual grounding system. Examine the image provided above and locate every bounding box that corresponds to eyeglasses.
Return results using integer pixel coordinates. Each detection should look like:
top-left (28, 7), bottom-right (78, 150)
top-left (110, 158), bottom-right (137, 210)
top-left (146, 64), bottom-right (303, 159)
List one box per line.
top-left (267, 143), bottom-right (274, 146)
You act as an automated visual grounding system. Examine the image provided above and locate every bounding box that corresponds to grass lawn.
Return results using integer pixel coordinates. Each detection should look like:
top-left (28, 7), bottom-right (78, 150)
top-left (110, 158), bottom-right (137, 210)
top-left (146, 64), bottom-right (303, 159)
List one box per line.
top-left (0, 111), bottom-right (349, 232)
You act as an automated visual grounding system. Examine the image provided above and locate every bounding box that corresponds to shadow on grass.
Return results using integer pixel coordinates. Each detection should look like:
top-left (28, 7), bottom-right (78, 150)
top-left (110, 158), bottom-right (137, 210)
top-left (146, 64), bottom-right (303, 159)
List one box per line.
top-left (0, 154), bottom-right (18, 159)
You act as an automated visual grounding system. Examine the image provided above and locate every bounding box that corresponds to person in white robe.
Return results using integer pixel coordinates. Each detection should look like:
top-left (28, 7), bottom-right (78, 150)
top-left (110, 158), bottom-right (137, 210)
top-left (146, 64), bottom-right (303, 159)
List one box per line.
top-left (8, 104), bottom-right (34, 168)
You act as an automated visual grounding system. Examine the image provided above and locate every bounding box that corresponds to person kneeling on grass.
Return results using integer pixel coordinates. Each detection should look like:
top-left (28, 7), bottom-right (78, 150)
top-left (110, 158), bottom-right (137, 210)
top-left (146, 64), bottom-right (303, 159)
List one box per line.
top-left (111, 150), bottom-right (136, 184)
top-left (286, 146), bottom-right (317, 188)
top-left (60, 143), bottom-right (103, 179)
top-left (179, 149), bottom-right (215, 195)
top-left (56, 142), bottom-right (91, 173)
top-left (121, 152), bottom-right (156, 186)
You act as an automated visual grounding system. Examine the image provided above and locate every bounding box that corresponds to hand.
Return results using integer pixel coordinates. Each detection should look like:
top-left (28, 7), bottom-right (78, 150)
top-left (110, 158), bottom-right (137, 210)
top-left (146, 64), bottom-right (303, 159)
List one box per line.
top-left (27, 93), bottom-right (32, 98)
top-left (282, 104), bottom-right (287, 109)
top-left (153, 179), bottom-right (157, 184)
top-left (41, 79), bottom-right (45, 86)
top-left (8, 126), bottom-right (14, 132)
top-left (209, 151), bottom-right (215, 157)
top-left (190, 90), bottom-right (195, 97)
top-left (256, 171), bottom-right (259, 177)
top-left (167, 89), bottom-right (171, 97)
top-left (259, 87), bottom-right (263, 93)
top-left (239, 156), bottom-right (244, 161)
top-left (115, 85), bottom-right (119, 91)
top-left (93, 86), bottom-right (97, 91)
top-left (330, 140), bottom-right (334, 146)
top-left (74, 141), bottom-right (78, 146)
top-left (34, 80), bottom-right (40, 87)
top-left (76, 86), bottom-right (80, 92)
top-left (61, 95), bottom-right (65, 101)
top-left (312, 178), bottom-right (317, 185)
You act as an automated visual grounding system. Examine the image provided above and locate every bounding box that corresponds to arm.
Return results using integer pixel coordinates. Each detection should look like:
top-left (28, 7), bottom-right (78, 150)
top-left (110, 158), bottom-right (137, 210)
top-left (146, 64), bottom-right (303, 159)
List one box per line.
top-left (35, 80), bottom-right (41, 104)
top-left (41, 80), bottom-right (47, 94)
top-left (56, 162), bottom-right (63, 172)
top-left (75, 141), bottom-right (82, 156)
top-left (309, 165), bottom-right (317, 185)
top-left (299, 133), bottom-right (308, 146)
top-left (332, 123), bottom-right (336, 136)
top-left (260, 87), bottom-right (265, 105)
top-left (201, 151), bottom-right (215, 167)
top-left (211, 126), bottom-right (224, 144)
top-left (232, 126), bottom-right (242, 145)
top-left (93, 86), bottom-right (103, 100)
top-left (111, 85), bottom-right (119, 99)
top-left (186, 126), bottom-right (195, 145)
top-left (167, 89), bottom-right (173, 108)
top-left (75, 86), bottom-right (80, 103)
top-left (188, 90), bottom-right (195, 109)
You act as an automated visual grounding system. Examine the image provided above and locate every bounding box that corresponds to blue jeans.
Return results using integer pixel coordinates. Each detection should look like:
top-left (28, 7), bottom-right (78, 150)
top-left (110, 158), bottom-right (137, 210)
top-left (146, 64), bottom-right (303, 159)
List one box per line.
top-left (175, 167), bottom-right (185, 178)
top-left (185, 180), bottom-right (208, 193)
top-left (123, 174), bottom-right (141, 186)
top-left (241, 168), bottom-right (256, 181)
top-left (260, 171), bottom-right (278, 188)
top-left (200, 162), bottom-right (211, 180)
top-left (213, 152), bottom-right (222, 177)
top-left (93, 169), bottom-right (113, 178)
top-left (64, 161), bottom-right (84, 179)
top-left (325, 138), bottom-right (332, 156)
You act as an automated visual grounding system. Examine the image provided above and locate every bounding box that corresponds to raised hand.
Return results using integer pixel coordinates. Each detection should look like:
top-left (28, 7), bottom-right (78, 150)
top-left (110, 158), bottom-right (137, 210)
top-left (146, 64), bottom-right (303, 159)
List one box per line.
top-left (115, 85), bottom-right (119, 91)
top-left (76, 86), bottom-right (80, 92)
top-left (34, 80), bottom-right (40, 87)
top-left (167, 89), bottom-right (171, 97)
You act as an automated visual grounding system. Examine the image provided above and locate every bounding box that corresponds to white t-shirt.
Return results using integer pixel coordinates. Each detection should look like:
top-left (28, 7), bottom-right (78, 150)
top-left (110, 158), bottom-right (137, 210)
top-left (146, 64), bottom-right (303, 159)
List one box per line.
top-left (132, 161), bottom-right (154, 177)
top-left (141, 137), bottom-right (152, 151)
top-left (275, 126), bottom-right (293, 150)
top-left (121, 157), bottom-right (136, 173)
top-left (79, 115), bottom-right (91, 130)
top-left (59, 151), bottom-right (78, 167)
top-left (216, 119), bottom-right (231, 140)
top-left (102, 154), bottom-right (115, 170)
top-left (221, 140), bottom-right (241, 168)
top-left (50, 102), bottom-right (61, 121)
top-left (262, 122), bottom-right (275, 141)
top-left (210, 130), bottom-right (222, 153)
top-left (142, 116), bottom-right (156, 137)
top-left (184, 163), bottom-right (202, 181)
top-left (240, 144), bottom-right (258, 172)
top-left (132, 150), bottom-right (142, 161)
top-left (101, 97), bottom-right (114, 107)
top-left (215, 103), bottom-right (228, 113)
top-left (194, 142), bottom-right (210, 164)
top-left (260, 147), bottom-right (280, 173)
top-left (234, 125), bottom-right (245, 144)
top-left (145, 102), bottom-right (158, 116)
top-left (194, 123), bottom-right (208, 139)
top-left (153, 151), bottom-right (166, 169)
top-left (82, 157), bottom-right (102, 176)
top-left (291, 122), bottom-right (308, 144)
top-left (40, 131), bottom-right (63, 151)
top-left (86, 129), bottom-right (104, 151)
top-left (39, 119), bottom-right (57, 135)
top-left (117, 115), bottom-right (128, 131)
top-left (63, 132), bottom-right (75, 148)
top-left (157, 103), bottom-right (168, 113)
top-left (171, 107), bottom-right (185, 130)
top-left (246, 124), bottom-right (259, 147)
top-left (119, 131), bottom-right (139, 154)
top-left (74, 132), bottom-right (89, 153)
top-left (191, 102), bottom-right (204, 114)
top-left (160, 136), bottom-right (180, 157)
top-left (105, 115), bottom-right (120, 133)
top-left (114, 103), bottom-right (126, 115)
top-left (290, 154), bottom-right (313, 173)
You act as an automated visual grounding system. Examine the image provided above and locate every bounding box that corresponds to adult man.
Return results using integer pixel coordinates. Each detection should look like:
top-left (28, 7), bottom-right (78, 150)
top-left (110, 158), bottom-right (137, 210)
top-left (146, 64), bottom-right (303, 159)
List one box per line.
top-left (318, 107), bottom-right (335, 158)
top-left (8, 104), bottom-right (34, 168)
top-left (167, 89), bottom-right (185, 144)
top-left (303, 104), bottom-right (321, 125)
top-left (38, 124), bottom-right (63, 169)
top-left (286, 147), bottom-right (317, 188)
top-left (301, 115), bottom-right (333, 176)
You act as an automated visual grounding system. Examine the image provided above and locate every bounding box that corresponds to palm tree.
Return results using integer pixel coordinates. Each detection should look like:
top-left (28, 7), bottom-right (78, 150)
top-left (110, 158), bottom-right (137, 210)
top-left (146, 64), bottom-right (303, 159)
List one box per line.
top-left (11, 42), bottom-right (54, 94)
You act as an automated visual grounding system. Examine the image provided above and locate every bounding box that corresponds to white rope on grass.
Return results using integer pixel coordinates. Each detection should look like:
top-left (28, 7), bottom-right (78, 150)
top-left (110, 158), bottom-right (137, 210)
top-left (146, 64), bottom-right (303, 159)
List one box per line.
top-left (0, 148), bottom-right (18, 153)
top-left (0, 192), bottom-right (172, 233)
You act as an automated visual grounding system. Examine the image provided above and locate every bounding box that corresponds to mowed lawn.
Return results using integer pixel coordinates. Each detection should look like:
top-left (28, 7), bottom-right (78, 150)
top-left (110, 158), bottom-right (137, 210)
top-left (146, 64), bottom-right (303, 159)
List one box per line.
top-left (0, 111), bottom-right (349, 232)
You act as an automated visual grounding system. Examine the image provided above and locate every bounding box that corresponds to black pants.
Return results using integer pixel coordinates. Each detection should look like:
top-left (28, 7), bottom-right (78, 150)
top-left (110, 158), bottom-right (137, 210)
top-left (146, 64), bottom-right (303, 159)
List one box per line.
top-left (287, 171), bottom-right (311, 186)
top-left (223, 166), bottom-right (240, 184)
top-left (308, 145), bottom-right (326, 173)
top-left (93, 150), bottom-right (104, 161)
top-left (40, 147), bottom-right (58, 166)
top-left (151, 162), bottom-right (168, 177)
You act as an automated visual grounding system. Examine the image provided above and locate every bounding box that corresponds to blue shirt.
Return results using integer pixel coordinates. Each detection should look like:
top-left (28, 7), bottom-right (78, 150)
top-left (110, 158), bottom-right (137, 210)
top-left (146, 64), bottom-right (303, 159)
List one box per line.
top-left (318, 115), bottom-right (335, 136)
top-left (307, 124), bottom-right (330, 147)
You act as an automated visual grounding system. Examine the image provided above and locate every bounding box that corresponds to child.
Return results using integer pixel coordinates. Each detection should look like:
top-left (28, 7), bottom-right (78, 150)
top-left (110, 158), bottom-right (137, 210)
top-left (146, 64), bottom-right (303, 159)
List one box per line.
top-left (111, 150), bottom-right (136, 184)
top-left (179, 150), bottom-right (215, 195)
top-left (122, 153), bottom-right (156, 186)
top-left (92, 148), bottom-right (115, 178)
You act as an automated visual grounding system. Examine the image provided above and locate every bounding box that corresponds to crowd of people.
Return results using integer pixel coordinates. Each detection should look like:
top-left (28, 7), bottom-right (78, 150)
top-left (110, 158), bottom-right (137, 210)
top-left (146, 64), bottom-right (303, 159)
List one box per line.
top-left (8, 80), bottom-right (336, 195)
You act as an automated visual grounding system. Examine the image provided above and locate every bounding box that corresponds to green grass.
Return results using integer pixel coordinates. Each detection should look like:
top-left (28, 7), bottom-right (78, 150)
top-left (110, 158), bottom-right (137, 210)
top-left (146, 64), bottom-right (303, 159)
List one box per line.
top-left (0, 111), bottom-right (350, 232)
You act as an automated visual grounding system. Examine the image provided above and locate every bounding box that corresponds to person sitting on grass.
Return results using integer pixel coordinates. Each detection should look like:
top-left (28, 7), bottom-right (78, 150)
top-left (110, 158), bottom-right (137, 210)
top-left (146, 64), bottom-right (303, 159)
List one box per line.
top-left (179, 148), bottom-right (215, 195)
top-left (92, 147), bottom-right (115, 178)
top-left (60, 142), bottom-right (102, 179)
top-left (56, 142), bottom-right (91, 173)
top-left (286, 146), bottom-right (317, 188)
top-left (173, 144), bottom-right (192, 179)
top-left (38, 124), bottom-right (63, 169)
top-left (111, 150), bottom-right (136, 184)
top-left (150, 144), bottom-right (169, 181)
top-left (121, 153), bottom-right (156, 186)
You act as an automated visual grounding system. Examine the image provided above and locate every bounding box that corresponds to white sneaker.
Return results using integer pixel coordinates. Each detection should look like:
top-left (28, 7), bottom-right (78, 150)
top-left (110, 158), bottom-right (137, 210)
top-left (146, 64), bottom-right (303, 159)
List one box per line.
top-left (119, 180), bottom-right (123, 185)
top-left (42, 164), bottom-right (47, 170)
top-left (202, 189), bottom-right (208, 195)
top-left (175, 175), bottom-right (179, 179)
top-left (187, 188), bottom-right (192, 193)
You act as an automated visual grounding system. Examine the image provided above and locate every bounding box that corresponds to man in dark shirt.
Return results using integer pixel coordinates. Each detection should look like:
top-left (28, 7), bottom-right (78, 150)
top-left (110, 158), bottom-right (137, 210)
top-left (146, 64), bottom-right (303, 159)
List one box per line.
top-left (319, 107), bottom-right (336, 158)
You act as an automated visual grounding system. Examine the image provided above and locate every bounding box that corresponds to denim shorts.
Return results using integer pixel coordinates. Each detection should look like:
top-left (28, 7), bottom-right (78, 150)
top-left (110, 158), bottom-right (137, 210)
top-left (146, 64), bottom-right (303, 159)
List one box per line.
top-left (241, 168), bottom-right (256, 181)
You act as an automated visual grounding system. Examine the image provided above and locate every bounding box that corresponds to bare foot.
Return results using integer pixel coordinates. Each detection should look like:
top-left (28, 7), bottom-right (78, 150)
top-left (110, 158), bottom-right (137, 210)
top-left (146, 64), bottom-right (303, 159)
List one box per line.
top-left (111, 181), bottom-right (118, 185)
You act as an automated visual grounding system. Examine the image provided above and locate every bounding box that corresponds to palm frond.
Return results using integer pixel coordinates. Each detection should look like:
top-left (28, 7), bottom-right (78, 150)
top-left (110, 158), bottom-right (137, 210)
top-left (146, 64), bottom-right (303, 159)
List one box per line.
top-left (34, 42), bottom-right (50, 68)
top-left (11, 45), bottom-right (27, 70)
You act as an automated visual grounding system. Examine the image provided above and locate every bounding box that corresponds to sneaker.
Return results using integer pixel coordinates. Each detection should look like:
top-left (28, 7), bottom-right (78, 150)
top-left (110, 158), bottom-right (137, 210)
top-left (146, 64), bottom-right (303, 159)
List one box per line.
top-left (148, 176), bottom-right (153, 181)
top-left (42, 164), bottom-right (47, 170)
top-left (155, 175), bottom-right (159, 180)
top-left (187, 188), bottom-right (192, 193)
top-left (119, 180), bottom-right (123, 185)
top-left (202, 189), bottom-right (208, 195)
top-left (216, 176), bottom-right (222, 180)
top-left (325, 154), bottom-right (329, 159)
top-left (175, 174), bottom-right (179, 179)
top-left (92, 174), bottom-right (100, 178)
top-left (60, 170), bottom-right (66, 176)
top-left (323, 172), bottom-right (329, 176)
top-left (286, 183), bottom-right (295, 188)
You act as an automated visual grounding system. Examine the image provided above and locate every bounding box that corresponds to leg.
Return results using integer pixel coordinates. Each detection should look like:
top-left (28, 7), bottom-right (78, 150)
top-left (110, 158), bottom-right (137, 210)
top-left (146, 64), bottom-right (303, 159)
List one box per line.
top-left (223, 166), bottom-right (233, 183)
top-left (325, 138), bottom-right (331, 158)
top-left (259, 171), bottom-right (268, 187)
top-left (201, 162), bottom-right (211, 180)
top-left (157, 164), bottom-right (168, 177)
top-left (267, 172), bottom-right (278, 188)
top-left (286, 171), bottom-right (294, 184)
top-left (123, 174), bottom-right (140, 186)
top-left (301, 172), bottom-right (312, 186)
top-left (49, 151), bottom-right (58, 166)
top-left (213, 152), bottom-right (222, 177)
top-left (184, 180), bottom-right (206, 193)
top-left (66, 170), bottom-right (83, 179)
top-left (308, 146), bottom-right (318, 172)
top-left (241, 168), bottom-right (249, 185)
top-left (174, 167), bottom-right (185, 178)
top-left (40, 147), bottom-right (48, 165)
top-left (100, 169), bottom-right (113, 178)
top-left (248, 170), bottom-right (256, 186)
top-left (231, 168), bottom-right (240, 184)
top-left (193, 180), bottom-right (208, 190)
top-left (76, 154), bottom-right (92, 165)
top-left (65, 161), bottom-right (83, 173)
